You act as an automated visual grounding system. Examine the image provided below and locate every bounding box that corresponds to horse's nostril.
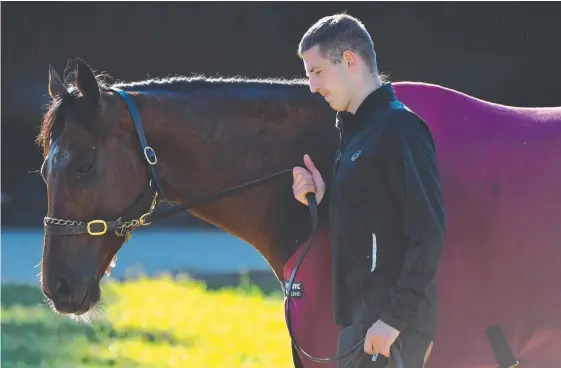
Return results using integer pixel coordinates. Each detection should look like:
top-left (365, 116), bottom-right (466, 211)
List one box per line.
top-left (55, 276), bottom-right (72, 299)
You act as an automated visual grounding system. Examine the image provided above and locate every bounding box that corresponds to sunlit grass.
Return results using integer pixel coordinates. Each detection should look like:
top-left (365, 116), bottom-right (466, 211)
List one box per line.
top-left (1, 274), bottom-right (293, 367)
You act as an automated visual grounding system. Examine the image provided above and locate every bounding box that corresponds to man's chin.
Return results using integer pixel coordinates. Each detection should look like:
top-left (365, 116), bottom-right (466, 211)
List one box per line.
top-left (326, 100), bottom-right (339, 110)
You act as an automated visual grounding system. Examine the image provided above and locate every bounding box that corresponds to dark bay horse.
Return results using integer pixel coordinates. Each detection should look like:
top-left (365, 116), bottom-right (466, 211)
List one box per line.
top-left (38, 59), bottom-right (561, 368)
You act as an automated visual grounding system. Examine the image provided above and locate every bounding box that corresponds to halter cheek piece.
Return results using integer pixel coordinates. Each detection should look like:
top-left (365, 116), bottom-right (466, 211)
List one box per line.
top-left (42, 87), bottom-right (404, 367)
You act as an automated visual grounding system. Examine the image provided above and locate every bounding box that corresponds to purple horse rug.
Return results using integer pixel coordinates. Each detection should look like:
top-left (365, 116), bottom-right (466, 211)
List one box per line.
top-left (283, 82), bottom-right (561, 368)
top-left (284, 228), bottom-right (339, 368)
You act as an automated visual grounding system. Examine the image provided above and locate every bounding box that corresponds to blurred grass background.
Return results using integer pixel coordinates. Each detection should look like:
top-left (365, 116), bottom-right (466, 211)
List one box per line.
top-left (1, 274), bottom-right (292, 368)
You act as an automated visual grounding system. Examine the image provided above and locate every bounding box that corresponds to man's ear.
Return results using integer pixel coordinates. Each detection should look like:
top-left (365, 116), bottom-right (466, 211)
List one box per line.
top-left (342, 50), bottom-right (355, 67)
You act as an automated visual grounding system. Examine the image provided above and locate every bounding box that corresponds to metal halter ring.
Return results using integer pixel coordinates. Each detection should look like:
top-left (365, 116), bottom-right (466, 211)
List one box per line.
top-left (139, 213), bottom-right (152, 226)
top-left (143, 146), bottom-right (157, 165)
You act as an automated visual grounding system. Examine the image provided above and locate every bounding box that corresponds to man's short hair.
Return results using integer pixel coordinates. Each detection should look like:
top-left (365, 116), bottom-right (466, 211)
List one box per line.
top-left (298, 14), bottom-right (378, 75)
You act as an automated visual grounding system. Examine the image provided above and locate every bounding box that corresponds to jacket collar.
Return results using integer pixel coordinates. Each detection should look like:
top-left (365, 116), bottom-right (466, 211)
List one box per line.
top-left (335, 83), bottom-right (396, 130)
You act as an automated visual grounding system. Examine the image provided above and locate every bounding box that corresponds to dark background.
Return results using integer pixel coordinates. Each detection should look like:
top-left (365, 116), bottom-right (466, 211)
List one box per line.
top-left (3, 2), bottom-right (560, 227)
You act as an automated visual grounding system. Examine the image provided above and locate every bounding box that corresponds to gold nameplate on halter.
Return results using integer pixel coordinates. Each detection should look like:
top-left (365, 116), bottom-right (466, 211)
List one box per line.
top-left (87, 220), bottom-right (108, 235)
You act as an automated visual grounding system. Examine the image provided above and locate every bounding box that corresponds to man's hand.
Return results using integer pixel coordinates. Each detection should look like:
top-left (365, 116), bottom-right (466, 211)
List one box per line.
top-left (292, 154), bottom-right (326, 206)
top-left (363, 319), bottom-right (400, 358)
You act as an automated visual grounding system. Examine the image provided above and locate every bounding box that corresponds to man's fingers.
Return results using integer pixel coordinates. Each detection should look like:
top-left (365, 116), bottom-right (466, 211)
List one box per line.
top-left (292, 177), bottom-right (317, 205)
top-left (293, 166), bottom-right (310, 177)
top-left (294, 171), bottom-right (313, 182)
top-left (364, 341), bottom-right (374, 355)
top-left (293, 167), bottom-right (314, 182)
top-left (293, 175), bottom-right (314, 189)
top-left (380, 344), bottom-right (391, 358)
top-left (293, 184), bottom-right (316, 195)
top-left (303, 154), bottom-right (318, 173)
top-left (364, 340), bottom-right (379, 357)
top-left (293, 167), bottom-right (315, 186)
top-left (293, 160), bottom-right (323, 206)
top-left (303, 155), bottom-right (325, 196)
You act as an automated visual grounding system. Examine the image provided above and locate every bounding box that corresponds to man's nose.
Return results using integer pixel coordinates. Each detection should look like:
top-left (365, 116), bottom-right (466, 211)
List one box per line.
top-left (309, 78), bottom-right (320, 93)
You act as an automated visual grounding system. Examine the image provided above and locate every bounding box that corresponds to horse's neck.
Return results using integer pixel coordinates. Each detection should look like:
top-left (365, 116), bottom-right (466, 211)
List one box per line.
top-left (135, 87), bottom-right (337, 278)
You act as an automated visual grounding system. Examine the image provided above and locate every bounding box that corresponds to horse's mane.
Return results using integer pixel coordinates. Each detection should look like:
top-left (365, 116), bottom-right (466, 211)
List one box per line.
top-left (37, 73), bottom-right (310, 156)
top-left (112, 74), bottom-right (308, 91)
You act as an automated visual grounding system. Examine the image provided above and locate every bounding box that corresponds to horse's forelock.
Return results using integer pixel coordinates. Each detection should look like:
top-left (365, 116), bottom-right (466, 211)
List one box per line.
top-left (37, 77), bottom-right (112, 157)
top-left (37, 94), bottom-right (70, 155)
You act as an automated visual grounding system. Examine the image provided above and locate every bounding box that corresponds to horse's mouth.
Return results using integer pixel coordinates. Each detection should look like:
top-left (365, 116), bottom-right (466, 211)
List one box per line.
top-left (46, 279), bottom-right (101, 316)
top-left (54, 302), bottom-right (86, 315)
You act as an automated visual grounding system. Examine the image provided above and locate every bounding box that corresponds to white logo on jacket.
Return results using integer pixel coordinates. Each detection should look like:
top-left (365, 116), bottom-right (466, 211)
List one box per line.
top-left (371, 233), bottom-right (377, 272)
top-left (351, 150), bottom-right (362, 161)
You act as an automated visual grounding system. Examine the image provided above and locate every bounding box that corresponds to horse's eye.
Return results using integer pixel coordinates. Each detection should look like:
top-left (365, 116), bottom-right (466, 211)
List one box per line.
top-left (78, 161), bottom-right (94, 174)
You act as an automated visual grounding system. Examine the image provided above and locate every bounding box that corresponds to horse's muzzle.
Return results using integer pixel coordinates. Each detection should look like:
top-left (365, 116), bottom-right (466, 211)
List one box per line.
top-left (43, 274), bottom-right (100, 315)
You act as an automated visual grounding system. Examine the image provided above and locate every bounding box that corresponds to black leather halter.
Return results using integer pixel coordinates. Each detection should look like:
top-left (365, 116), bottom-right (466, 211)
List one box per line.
top-left (43, 87), bottom-right (292, 241)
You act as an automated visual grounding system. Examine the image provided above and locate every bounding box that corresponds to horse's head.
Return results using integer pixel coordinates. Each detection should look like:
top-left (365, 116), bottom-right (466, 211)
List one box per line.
top-left (38, 59), bottom-right (155, 317)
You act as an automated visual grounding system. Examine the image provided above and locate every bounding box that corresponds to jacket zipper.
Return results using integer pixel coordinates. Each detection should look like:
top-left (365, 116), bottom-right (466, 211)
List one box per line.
top-left (332, 123), bottom-right (345, 176)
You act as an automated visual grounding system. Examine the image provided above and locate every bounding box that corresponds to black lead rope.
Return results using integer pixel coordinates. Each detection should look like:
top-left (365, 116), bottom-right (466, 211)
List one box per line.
top-left (284, 193), bottom-right (404, 367)
top-left (142, 168), bottom-right (293, 224)
top-left (114, 86), bottom-right (295, 222)
top-left (391, 344), bottom-right (405, 368)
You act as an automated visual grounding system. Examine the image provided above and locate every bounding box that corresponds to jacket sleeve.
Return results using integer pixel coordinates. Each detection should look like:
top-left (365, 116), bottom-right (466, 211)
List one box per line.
top-left (379, 114), bottom-right (447, 332)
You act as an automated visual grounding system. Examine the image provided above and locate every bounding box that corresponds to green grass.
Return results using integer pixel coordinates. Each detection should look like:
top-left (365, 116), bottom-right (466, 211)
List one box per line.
top-left (1, 284), bottom-right (123, 367)
top-left (1, 275), bottom-right (290, 368)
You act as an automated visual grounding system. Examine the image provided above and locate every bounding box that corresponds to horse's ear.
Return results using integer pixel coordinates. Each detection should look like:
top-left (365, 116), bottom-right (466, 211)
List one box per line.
top-left (48, 65), bottom-right (67, 98)
top-left (75, 58), bottom-right (100, 103)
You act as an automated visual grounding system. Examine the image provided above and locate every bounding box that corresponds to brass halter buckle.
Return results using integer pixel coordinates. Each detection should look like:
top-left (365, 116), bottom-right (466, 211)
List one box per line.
top-left (87, 220), bottom-right (108, 235)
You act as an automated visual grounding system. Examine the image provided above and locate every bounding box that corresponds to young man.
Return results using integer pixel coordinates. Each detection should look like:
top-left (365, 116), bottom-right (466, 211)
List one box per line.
top-left (292, 14), bottom-right (447, 368)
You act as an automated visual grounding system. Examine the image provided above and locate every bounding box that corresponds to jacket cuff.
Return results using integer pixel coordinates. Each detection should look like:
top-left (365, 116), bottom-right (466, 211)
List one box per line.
top-left (379, 311), bottom-right (407, 333)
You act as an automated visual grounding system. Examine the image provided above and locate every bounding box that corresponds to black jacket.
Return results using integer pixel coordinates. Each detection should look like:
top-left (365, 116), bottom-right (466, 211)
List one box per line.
top-left (327, 83), bottom-right (446, 338)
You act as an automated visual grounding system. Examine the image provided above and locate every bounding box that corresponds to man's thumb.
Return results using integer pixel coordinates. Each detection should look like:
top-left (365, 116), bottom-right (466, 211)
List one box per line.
top-left (304, 154), bottom-right (318, 173)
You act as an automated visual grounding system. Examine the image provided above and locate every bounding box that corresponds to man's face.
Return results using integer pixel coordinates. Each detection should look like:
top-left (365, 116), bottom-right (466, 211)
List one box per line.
top-left (302, 45), bottom-right (353, 112)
